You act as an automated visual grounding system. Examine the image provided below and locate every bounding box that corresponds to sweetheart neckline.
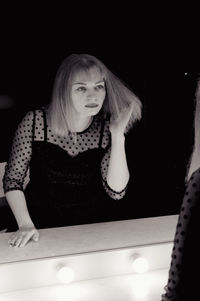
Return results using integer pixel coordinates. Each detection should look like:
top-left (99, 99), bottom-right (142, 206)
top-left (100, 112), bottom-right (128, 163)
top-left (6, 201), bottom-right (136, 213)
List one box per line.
top-left (32, 140), bottom-right (106, 158)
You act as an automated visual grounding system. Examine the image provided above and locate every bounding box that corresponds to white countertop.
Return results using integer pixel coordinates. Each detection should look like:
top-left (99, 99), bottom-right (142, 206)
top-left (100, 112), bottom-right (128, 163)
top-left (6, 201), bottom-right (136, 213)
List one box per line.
top-left (0, 215), bottom-right (178, 264)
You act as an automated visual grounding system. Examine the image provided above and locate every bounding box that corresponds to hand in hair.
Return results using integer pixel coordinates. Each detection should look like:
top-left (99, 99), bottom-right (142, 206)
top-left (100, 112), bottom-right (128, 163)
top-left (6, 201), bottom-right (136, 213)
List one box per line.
top-left (109, 103), bottom-right (134, 136)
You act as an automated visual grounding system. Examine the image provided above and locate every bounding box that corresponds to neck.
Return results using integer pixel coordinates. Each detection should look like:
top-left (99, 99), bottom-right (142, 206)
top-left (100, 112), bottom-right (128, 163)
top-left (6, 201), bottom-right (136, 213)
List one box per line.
top-left (72, 116), bottom-right (93, 133)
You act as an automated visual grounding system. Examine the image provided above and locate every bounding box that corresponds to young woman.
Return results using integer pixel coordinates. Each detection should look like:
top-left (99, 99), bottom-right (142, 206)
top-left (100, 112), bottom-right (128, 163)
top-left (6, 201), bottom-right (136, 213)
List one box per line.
top-left (161, 78), bottom-right (200, 300)
top-left (3, 53), bottom-right (142, 247)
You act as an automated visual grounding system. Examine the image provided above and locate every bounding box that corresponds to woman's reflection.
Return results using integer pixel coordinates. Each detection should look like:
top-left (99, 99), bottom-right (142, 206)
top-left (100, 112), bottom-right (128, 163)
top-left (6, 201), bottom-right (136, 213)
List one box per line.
top-left (2, 53), bottom-right (142, 247)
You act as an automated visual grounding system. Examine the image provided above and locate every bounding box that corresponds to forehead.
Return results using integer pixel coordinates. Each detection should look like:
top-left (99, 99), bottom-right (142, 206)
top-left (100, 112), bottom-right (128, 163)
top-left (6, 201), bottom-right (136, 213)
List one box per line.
top-left (72, 67), bottom-right (104, 83)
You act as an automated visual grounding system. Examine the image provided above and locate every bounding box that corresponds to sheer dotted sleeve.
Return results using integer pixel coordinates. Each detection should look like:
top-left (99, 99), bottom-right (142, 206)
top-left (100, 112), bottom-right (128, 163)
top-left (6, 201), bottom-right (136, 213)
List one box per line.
top-left (161, 168), bottom-right (200, 300)
top-left (3, 111), bottom-right (34, 192)
top-left (100, 120), bottom-right (127, 200)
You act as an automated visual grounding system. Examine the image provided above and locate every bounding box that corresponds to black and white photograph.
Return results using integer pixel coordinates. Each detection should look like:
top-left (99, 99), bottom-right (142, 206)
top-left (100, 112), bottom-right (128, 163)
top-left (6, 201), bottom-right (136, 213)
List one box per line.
top-left (0, 7), bottom-right (199, 300)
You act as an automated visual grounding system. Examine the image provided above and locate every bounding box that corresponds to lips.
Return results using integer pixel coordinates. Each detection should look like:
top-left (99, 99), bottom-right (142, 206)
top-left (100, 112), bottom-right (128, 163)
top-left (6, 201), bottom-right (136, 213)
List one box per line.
top-left (85, 103), bottom-right (99, 108)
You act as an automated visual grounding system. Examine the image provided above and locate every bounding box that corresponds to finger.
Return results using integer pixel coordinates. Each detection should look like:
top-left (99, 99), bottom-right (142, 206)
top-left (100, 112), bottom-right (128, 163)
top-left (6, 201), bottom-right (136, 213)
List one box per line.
top-left (14, 236), bottom-right (24, 248)
top-left (8, 233), bottom-right (17, 243)
top-left (20, 230), bottom-right (39, 247)
top-left (124, 104), bottom-right (134, 117)
top-left (32, 232), bottom-right (39, 242)
top-left (8, 235), bottom-right (19, 247)
top-left (0, 228), bottom-right (7, 233)
top-left (8, 229), bottom-right (23, 244)
top-left (122, 106), bottom-right (134, 123)
top-left (19, 231), bottom-right (36, 247)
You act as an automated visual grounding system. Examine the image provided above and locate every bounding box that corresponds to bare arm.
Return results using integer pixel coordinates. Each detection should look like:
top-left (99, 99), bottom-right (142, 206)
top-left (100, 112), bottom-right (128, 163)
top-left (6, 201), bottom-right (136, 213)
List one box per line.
top-left (106, 133), bottom-right (129, 192)
top-left (106, 104), bottom-right (134, 192)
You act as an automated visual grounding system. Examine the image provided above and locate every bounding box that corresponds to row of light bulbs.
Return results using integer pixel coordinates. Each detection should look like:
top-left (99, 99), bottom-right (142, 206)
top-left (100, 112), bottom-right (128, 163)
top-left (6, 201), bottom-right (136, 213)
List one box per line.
top-left (57, 254), bottom-right (149, 284)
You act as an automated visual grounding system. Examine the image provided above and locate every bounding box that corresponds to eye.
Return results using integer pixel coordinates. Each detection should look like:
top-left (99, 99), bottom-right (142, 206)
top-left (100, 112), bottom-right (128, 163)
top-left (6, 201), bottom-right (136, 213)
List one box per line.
top-left (95, 84), bottom-right (105, 91)
top-left (76, 86), bottom-right (86, 92)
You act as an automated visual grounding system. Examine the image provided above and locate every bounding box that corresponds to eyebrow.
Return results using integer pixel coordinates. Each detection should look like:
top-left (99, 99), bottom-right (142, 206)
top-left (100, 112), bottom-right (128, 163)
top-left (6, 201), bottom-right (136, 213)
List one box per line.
top-left (72, 80), bottom-right (105, 86)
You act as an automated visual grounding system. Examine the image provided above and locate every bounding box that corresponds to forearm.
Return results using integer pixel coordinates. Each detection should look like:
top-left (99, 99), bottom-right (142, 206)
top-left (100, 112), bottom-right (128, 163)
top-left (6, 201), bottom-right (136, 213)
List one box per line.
top-left (106, 133), bottom-right (130, 192)
top-left (5, 190), bottom-right (34, 228)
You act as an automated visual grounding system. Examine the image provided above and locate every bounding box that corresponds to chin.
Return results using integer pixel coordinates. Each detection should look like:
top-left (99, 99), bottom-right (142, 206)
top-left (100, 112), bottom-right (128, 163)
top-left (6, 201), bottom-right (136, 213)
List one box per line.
top-left (86, 108), bottom-right (101, 116)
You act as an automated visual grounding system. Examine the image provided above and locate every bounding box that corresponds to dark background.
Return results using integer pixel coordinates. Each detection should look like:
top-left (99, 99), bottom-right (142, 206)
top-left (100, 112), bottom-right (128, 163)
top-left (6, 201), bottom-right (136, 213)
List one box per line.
top-left (0, 7), bottom-right (199, 220)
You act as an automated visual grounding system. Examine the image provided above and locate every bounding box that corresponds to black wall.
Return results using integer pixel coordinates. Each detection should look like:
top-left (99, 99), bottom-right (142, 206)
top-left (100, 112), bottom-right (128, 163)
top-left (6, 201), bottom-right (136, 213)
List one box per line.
top-left (0, 13), bottom-right (198, 220)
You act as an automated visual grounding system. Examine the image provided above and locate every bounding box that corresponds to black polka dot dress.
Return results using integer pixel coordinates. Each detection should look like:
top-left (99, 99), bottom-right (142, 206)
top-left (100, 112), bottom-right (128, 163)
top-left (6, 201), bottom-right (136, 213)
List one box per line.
top-left (3, 108), bottom-right (127, 228)
top-left (161, 168), bottom-right (200, 300)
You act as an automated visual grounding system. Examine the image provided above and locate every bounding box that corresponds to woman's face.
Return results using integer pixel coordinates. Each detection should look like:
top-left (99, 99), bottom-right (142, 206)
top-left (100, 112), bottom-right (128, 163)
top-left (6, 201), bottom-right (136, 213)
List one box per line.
top-left (70, 67), bottom-right (106, 118)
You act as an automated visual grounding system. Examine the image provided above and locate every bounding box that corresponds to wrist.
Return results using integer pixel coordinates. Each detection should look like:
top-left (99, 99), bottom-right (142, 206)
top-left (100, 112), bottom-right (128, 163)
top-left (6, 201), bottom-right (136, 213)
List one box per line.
top-left (18, 219), bottom-right (34, 229)
top-left (111, 132), bottom-right (125, 144)
top-left (111, 131), bottom-right (125, 139)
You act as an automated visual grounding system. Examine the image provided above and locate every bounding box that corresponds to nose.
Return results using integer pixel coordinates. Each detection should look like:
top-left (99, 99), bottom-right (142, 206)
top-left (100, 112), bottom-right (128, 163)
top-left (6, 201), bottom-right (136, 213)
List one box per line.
top-left (87, 88), bottom-right (97, 100)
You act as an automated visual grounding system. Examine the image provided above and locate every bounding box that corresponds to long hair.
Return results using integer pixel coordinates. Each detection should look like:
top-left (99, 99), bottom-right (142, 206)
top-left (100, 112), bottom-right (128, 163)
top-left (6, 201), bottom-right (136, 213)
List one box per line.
top-left (186, 78), bottom-right (200, 182)
top-left (47, 53), bottom-right (142, 137)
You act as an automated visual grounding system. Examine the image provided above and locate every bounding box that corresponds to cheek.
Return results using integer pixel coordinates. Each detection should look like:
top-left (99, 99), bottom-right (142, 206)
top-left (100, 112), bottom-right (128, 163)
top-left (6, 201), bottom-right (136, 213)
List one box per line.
top-left (71, 93), bottom-right (83, 105)
top-left (71, 97), bottom-right (81, 111)
top-left (99, 91), bottom-right (106, 103)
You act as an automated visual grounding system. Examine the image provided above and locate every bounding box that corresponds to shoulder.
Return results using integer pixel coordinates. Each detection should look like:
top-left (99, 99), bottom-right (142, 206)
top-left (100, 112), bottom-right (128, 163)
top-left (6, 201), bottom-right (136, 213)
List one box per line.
top-left (188, 168), bottom-right (200, 185)
top-left (186, 168), bottom-right (200, 197)
top-left (16, 110), bottom-right (34, 128)
top-left (25, 108), bottom-right (45, 120)
top-left (18, 108), bottom-right (44, 127)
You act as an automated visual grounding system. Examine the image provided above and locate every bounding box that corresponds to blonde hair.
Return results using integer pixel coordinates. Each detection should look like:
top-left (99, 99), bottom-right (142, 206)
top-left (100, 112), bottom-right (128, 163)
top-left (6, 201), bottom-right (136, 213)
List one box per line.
top-left (47, 53), bottom-right (142, 137)
top-left (186, 78), bottom-right (200, 182)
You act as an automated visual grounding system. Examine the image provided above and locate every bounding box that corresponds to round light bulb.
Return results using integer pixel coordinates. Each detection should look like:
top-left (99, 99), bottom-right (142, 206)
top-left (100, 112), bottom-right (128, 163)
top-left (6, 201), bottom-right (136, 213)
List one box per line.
top-left (57, 266), bottom-right (75, 284)
top-left (131, 255), bottom-right (149, 274)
